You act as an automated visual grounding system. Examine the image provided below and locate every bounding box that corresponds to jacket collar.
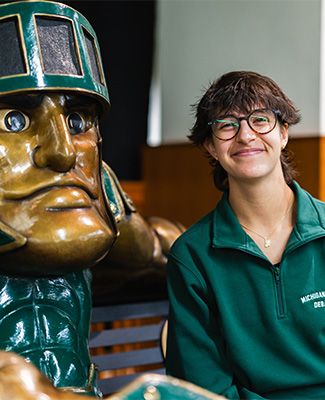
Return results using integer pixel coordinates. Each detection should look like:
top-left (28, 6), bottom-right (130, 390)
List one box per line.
top-left (286, 181), bottom-right (325, 253)
top-left (211, 181), bottom-right (325, 256)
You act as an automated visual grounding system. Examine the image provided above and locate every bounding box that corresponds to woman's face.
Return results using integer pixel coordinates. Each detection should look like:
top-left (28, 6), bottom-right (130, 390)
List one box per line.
top-left (204, 108), bottom-right (289, 186)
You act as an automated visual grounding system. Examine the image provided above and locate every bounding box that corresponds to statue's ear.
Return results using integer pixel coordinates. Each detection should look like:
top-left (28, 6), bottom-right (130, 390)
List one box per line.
top-left (0, 221), bottom-right (26, 254)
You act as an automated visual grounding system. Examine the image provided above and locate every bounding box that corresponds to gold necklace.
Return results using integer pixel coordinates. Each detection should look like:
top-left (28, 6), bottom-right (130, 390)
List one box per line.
top-left (240, 199), bottom-right (294, 248)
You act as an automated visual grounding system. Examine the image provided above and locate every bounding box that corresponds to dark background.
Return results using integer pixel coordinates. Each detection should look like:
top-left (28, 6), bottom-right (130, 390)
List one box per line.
top-left (67, 1), bottom-right (156, 180)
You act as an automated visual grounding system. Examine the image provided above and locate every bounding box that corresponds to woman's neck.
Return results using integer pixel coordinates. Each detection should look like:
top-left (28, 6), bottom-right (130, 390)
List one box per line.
top-left (228, 175), bottom-right (294, 231)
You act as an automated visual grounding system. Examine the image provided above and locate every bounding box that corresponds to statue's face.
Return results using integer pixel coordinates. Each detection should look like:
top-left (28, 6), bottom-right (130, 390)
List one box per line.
top-left (0, 93), bottom-right (115, 275)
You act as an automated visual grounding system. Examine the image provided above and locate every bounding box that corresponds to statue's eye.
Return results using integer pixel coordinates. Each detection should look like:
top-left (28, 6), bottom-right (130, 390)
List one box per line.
top-left (0, 110), bottom-right (30, 132)
top-left (67, 113), bottom-right (85, 135)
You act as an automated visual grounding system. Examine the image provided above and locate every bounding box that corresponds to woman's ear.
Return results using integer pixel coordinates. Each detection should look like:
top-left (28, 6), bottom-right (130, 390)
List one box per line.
top-left (280, 123), bottom-right (289, 149)
top-left (203, 138), bottom-right (218, 160)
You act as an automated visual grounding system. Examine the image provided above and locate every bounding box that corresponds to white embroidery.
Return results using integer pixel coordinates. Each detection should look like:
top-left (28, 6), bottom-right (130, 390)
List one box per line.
top-left (301, 291), bottom-right (325, 308)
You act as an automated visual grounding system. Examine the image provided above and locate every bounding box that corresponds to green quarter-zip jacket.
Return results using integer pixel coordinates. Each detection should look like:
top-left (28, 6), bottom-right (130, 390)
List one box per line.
top-left (166, 181), bottom-right (325, 399)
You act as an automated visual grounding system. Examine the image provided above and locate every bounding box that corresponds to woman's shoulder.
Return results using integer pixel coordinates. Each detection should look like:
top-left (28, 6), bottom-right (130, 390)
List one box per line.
top-left (294, 181), bottom-right (325, 227)
top-left (169, 209), bottom-right (215, 255)
top-left (296, 182), bottom-right (325, 211)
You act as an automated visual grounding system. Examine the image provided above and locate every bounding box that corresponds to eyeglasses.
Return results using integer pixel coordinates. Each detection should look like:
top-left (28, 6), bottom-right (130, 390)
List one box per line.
top-left (207, 109), bottom-right (280, 141)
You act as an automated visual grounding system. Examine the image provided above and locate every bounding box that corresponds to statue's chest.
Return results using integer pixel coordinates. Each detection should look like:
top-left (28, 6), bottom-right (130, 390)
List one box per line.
top-left (0, 273), bottom-right (87, 351)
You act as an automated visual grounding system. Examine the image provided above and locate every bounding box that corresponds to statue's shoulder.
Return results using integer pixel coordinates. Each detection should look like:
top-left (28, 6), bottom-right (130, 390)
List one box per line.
top-left (0, 221), bottom-right (26, 253)
top-left (101, 162), bottom-right (136, 223)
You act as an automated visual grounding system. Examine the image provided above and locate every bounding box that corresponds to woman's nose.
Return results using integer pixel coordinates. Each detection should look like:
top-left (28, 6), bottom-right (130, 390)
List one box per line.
top-left (32, 97), bottom-right (77, 172)
top-left (235, 120), bottom-right (257, 143)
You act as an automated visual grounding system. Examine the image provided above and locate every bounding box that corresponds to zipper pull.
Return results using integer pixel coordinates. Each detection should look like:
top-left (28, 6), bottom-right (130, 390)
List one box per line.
top-left (273, 266), bottom-right (281, 281)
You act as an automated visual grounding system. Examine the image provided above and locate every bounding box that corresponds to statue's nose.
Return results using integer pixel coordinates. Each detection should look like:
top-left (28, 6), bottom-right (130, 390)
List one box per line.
top-left (32, 97), bottom-right (77, 172)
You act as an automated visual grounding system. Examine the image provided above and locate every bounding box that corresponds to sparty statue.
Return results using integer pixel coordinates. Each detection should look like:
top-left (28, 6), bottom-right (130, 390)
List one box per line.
top-left (0, 0), bottom-right (183, 397)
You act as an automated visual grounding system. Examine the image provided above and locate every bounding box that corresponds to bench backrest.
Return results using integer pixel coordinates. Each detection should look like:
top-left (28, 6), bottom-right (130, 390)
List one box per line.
top-left (90, 300), bottom-right (169, 396)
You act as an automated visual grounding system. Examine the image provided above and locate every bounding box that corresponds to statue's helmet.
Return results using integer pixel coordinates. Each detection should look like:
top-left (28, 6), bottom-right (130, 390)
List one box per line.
top-left (0, 0), bottom-right (109, 110)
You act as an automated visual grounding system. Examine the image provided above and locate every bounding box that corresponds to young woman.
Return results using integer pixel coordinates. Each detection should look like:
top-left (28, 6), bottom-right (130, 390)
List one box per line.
top-left (166, 71), bottom-right (325, 399)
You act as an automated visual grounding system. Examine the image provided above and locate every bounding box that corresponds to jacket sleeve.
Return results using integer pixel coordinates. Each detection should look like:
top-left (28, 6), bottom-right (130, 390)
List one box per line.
top-left (165, 253), bottom-right (267, 400)
top-left (165, 253), bottom-right (239, 398)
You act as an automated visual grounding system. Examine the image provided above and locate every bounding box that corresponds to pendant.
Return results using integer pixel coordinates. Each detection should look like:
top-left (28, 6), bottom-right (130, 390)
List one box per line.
top-left (264, 239), bottom-right (271, 248)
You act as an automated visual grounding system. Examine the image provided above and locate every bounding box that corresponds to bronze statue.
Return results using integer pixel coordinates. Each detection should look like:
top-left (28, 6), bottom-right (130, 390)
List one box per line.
top-left (0, 0), bottom-right (183, 396)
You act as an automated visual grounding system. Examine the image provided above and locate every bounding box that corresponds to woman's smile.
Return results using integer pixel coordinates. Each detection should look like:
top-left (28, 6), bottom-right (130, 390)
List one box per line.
top-left (231, 147), bottom-right (265, 157)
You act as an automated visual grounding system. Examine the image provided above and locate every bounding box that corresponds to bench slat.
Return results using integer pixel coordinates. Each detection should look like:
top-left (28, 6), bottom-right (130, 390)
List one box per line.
top-left (91, 300), bottom-right (169, 323)
top-left (90, 322), bottom-right (164, 348)
top-left (92, 347), bottom-right (163, 370)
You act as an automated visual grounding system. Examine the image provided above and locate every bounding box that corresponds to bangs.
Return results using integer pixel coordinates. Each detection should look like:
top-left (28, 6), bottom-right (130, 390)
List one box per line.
top-left (208, 79), bottom-right (287, 119)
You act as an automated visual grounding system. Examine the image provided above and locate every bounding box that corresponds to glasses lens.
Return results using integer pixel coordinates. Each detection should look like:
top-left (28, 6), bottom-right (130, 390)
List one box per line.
top-left (212, 117), bottom-right (239, 140)
top-left (248, 110), bottom-right (276, 134)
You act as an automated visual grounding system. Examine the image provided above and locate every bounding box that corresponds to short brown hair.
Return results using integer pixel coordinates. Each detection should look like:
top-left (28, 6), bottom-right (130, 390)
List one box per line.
top-left (189, 71), bottom-right (301, 191)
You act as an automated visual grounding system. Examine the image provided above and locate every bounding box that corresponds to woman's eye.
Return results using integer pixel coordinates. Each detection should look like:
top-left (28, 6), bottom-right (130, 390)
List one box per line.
top-left (67, 112), bottom-right (85, 135)
top-left (219, 121), bottom-right (238, 130)
top-left (215, 118), bottom-right (238, 131)
top-left (252, 117), bottom-right (268, 124)
top-left (224, 122), bottom-right (237, 129)
top-left (0, 110), bottom-right (30, 132)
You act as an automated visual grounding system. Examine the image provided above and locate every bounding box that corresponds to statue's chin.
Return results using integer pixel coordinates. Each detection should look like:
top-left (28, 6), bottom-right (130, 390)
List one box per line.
top-left (0, 210), bottom-right (116, 276)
